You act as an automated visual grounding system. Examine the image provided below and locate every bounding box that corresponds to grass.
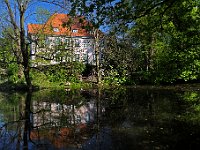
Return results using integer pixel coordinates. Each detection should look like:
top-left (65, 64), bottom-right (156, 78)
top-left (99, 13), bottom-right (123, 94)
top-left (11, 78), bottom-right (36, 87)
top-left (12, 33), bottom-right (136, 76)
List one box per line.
top-left (31, 74), bottom-right (95, 90)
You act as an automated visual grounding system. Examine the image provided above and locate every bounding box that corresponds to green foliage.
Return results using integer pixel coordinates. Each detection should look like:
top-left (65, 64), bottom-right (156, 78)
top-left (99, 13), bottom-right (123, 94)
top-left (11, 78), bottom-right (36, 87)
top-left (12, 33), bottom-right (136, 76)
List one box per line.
top-left (183, 92), bottom-right (200, 103)
top-left (7, 63), bottom-right (19, 83)
top-left (6, 63), bottom-right (25, 84)
top-left (1, 0), bottom-right (200, 87)
top-left (0, 92), bottom-right (26, 123)
top-left (104, 65), bottom-right (128, 85)
top-left (0, 37), bottom-right (13, 68)
top-left (103, 34), bottom-right (142, 85)
top-left (45, 65), bottom-right (67, 82)
top-left (179, 91), bottom-right (200, 124)
top-left (32, 62), bottom-right (85, 84)
top-left (7, 63), bottom-right (18, 77)
top-left (65, 62), bottom-right (86, 82)
top-left (117, 0), bottom-right (200, 84)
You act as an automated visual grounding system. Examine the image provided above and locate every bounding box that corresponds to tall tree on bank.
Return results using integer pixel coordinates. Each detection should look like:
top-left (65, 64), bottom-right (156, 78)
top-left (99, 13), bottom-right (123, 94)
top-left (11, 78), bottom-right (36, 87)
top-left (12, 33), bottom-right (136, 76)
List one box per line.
top-left (3, 0), bottom-right (32, 90)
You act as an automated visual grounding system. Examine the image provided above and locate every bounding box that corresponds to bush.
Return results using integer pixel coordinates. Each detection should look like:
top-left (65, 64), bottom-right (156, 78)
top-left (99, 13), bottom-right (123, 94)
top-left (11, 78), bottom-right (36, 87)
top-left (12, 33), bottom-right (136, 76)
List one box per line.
top-left (7, 63), bottom-right (25, 84)
top-left (33, 62), bottom-right (86, 83)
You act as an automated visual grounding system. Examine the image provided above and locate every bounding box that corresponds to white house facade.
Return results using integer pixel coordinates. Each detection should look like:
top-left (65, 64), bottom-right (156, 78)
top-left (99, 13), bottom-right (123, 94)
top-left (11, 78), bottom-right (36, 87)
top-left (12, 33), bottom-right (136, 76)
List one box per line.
top-left (28, 13), bottom-right (97, 66)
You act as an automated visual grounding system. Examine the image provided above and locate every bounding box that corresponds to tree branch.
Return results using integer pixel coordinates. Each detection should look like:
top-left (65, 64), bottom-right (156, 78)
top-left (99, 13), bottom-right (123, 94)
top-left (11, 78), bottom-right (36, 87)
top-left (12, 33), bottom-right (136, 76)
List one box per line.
top-left (4, 0), bottom-right (19, 31)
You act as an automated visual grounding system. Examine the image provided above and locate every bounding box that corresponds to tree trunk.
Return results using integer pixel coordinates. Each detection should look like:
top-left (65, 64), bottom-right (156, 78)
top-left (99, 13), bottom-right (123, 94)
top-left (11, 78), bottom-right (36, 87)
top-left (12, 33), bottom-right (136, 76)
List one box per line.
top-left (16, 39), bottom-right (24, 79)
top-left (20, 7), bottom-right (32, 91)
top-left (11, 39), bottom-right (24, 79)
top-left (94, 29), bottom-right (101, 85)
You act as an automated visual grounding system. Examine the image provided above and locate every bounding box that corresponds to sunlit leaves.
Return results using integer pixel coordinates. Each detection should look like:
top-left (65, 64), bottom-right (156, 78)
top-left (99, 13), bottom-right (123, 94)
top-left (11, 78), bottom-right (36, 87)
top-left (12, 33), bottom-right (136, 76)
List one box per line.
top-left (125, 0), bottom-right (200, 83)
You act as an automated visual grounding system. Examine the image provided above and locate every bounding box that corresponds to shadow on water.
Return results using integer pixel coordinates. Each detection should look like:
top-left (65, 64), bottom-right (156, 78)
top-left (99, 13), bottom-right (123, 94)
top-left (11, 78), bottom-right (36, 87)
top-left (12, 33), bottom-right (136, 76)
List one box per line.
top-left (0, 87), bottom-right (200, 149)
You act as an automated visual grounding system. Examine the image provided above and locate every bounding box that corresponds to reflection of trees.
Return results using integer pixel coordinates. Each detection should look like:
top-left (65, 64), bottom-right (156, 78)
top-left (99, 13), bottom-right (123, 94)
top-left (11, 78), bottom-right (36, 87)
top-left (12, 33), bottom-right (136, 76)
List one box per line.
top-left (0, 92), bottom-right (28, 149)
top-left (179, 91), bottom-right (200, 124)
top-left (0, 93), bottom-right (24, 123)
top-left (103, 88), bottom-right (181, 124)
top-left (1, 88), bottom-right (200, 149)
top-left (0, 89), bottom-right (102, 149)
top-left (99, 88), bottom-right (200, 150)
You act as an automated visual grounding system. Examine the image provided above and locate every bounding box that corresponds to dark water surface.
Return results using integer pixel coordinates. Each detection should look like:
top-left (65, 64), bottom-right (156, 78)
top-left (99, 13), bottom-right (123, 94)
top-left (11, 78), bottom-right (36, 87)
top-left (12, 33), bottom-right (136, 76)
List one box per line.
top-left (0, 86), bottom-right (200, 150)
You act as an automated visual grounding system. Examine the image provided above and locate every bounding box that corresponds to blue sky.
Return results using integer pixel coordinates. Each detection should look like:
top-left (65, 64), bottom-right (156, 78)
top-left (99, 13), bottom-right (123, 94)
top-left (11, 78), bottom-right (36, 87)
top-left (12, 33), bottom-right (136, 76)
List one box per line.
top-left (25, 1), bottom-right (67, 24)
top-left (0, 0), bottom-right (121, 34)
top-left (24, 1), bottom-right (69, 33)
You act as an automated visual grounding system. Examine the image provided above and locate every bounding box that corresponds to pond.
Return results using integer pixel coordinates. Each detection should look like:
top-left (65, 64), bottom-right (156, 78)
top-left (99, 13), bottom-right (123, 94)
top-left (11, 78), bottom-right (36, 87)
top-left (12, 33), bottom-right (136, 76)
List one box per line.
top-left (0, 86), bottom-right (200, 150)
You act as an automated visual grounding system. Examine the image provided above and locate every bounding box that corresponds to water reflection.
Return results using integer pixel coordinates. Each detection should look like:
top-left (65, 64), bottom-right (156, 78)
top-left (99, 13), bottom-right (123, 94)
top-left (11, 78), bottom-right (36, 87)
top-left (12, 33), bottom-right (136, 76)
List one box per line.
top-left (0, 87), bottom-right (200, 149)
top-left (0, 92), bottom-right (29, 150)
top-left (32, 100), bottom-right (95, 126)
top-left (30, 95), bottom-right (99, 149)
top-left (0, 89), bottom-right (105, 149)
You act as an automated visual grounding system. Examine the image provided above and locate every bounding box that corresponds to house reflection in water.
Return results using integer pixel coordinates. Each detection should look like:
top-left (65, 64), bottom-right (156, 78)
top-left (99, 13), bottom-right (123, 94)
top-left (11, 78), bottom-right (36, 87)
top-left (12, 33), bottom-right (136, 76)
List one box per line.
top-left (30, 100), bottom-right (102, 149)
top-left (32, 100), bottom-right (96, 126)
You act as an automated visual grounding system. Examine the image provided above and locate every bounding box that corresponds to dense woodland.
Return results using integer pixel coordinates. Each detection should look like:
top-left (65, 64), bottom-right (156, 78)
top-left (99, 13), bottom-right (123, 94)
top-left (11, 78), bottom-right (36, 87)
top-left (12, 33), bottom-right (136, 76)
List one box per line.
top-left (0, 0), bottom-right (200, 90)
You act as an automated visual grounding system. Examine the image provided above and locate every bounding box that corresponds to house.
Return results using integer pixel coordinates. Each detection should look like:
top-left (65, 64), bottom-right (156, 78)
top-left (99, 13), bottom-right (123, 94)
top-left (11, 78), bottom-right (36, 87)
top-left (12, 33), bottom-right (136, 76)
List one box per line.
top-left (27, 13), bottom-right (96, 66)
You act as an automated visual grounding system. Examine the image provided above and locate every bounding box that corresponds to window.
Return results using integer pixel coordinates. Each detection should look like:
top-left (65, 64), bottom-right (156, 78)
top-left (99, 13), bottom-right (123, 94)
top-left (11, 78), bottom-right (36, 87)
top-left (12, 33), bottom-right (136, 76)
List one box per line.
top-left (75, 54), bottom-right (80, 61)
top-left (55, 38), bottom-right (61, 45)
top-left (65, 38), bottom-right (72, 47)
top-left (83, 54), bottom-right (88, 62)
top-left (74, 39), bottom-right (81, 47)
top-left (82, 43), bottom-right (87, 47)
top-left (82, 39), bottom-right (92, 47)
top-left (31, 43), bottom-right (36, 52)
top-left (45, 39), bottom-right (50, 46)
top-left (53, 28), bottom-right (59, 32)
top-left (72, 29), bottom-right (78, 33)
top-left (56, 104), bottom-right (62, 111)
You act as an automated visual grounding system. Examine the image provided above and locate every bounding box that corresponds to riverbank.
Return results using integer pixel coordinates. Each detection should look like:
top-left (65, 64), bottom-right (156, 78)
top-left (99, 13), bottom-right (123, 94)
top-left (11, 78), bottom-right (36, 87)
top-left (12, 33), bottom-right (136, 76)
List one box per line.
top-left (0, 80), bottom-right (97, 92)
top-left (1, 79), bottom-right (200, 93)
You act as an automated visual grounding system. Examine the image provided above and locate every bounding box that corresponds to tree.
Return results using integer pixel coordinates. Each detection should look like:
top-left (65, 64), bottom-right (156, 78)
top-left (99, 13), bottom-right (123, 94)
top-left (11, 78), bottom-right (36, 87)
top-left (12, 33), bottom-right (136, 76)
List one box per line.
top-left (107, 0), bottom-right (200, 84)
top-left (102, 31), bottom-right (144, 84)
top-left (149, 0), bottom-right (200, 83)
top-left (1, 0), bottom-right (32, 90)
top-left (1, 0), bottom-right (64, 89)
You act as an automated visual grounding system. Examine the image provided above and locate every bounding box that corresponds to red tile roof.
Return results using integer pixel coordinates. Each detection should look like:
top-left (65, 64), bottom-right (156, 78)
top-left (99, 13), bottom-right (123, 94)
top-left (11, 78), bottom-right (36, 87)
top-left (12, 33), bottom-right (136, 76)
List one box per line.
top-left (28, 13), bottom-right (93, 37)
